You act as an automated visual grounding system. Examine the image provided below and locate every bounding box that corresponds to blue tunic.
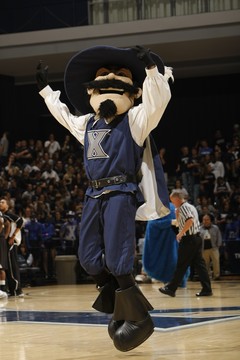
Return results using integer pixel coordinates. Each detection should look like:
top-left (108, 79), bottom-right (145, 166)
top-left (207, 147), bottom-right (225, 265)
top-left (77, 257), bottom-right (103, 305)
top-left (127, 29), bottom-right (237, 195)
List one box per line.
top-left (84, 113), bottom-right (144, 198)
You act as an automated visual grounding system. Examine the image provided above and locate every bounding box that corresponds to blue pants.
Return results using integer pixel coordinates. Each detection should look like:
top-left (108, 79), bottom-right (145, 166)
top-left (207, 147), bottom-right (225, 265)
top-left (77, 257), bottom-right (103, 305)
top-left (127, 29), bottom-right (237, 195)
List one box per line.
top-left (78, 192), bottom-right (137, 276)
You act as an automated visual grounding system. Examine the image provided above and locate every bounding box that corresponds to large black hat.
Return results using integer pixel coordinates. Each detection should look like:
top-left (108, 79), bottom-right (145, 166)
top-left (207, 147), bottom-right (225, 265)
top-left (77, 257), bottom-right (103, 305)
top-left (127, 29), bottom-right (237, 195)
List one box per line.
top-left (64, 45), bottom-right (164, 114)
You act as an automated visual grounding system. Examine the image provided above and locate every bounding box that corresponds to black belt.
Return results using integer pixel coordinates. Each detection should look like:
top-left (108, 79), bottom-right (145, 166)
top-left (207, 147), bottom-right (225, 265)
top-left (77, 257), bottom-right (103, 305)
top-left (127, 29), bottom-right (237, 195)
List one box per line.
top-left (88, 175), bottom-right (136, 189)
top-left (182, 232), bottom-right (200, 238)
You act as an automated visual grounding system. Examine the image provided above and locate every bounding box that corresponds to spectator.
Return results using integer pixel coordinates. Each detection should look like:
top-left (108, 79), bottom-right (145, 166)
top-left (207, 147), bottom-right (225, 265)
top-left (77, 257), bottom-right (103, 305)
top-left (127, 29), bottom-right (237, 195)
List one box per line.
top-left (41, 215), bottom-right (56, 279)
top-left (172, 178), bottom-right (189, 199)
top-left (187, 146), bottom-right (201, 205)
top-left (21, 183), bottom-right (35, 205)
top-left (61, 134), bottom-right (74, 160)
top-left (199, 162), bottom-right (216, 202)
top-left (24, 213), bottom-right (43, 268)
top-left (176, 146), bottom-right (193, 199)
top-left (41, 163), bottom-right (60, 183)
top-left (196, 195), bottom-right (216, 220)
top-left (214, 176), bottom-right (232, 207)
top-left (0, 131), bottom-right (9, 167)
top-left (215, 200), bottom-right (231, 234)
top-left (198, 139), bottom-right (213, 157)
top-left (159, 147), bottom-right (168, 184)
top-left (51, 211), bottom-right (64, 250)
top-left (34, 139), bottom-right (44, 159)
top-left (44, 133), bottom-right (61, 158)
top-left (11, 139), bottom-right (33, 168)
top-left (209, 151), bottom-right (225, 180)
top-left (54, 160), bottom-right (65, 180)
top-left (60, 211), bottom-right (78, 255)
top-left (200, 214), bottom-right (222, 280)
top-left (223, 214), bottom-right (240, 241)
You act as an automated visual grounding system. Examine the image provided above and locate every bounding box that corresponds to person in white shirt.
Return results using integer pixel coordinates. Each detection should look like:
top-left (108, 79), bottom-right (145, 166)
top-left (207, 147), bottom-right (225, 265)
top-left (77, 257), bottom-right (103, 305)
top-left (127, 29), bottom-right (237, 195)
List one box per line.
top-left (44, 133), bottom-right (61, 157)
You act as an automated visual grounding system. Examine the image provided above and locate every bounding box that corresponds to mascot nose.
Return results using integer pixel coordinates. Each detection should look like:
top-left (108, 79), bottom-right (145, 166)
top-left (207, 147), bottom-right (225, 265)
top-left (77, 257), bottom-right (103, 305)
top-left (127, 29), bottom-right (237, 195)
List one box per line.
top-left (105, 72), bottom-right (115, 80)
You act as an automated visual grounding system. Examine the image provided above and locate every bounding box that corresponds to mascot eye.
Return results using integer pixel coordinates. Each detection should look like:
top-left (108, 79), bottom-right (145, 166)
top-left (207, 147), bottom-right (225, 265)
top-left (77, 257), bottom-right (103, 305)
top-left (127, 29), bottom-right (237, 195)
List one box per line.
top-left (116, 68), bottom-right (132, 79)
top-left (117, 72), bottom-right (126, 77)
top-left (95, 67), bottom-right (110, 77)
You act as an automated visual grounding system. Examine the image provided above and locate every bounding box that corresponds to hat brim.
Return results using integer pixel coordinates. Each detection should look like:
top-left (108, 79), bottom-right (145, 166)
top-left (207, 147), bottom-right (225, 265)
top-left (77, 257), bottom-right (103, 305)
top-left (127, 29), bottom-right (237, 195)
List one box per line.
top-left (64, 45), bottom-right (164, 114)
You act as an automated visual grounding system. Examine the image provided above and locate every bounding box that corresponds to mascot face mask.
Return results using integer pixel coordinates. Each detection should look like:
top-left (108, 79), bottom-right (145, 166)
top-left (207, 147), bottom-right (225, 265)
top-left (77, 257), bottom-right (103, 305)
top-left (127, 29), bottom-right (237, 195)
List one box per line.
top-left (86, 66), bottom-right (142, 120)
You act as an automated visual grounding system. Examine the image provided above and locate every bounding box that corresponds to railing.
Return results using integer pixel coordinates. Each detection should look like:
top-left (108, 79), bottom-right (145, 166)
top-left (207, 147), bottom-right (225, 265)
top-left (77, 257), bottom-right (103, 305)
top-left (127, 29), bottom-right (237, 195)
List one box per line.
top-left (88, 0), bottom-right (240, 24)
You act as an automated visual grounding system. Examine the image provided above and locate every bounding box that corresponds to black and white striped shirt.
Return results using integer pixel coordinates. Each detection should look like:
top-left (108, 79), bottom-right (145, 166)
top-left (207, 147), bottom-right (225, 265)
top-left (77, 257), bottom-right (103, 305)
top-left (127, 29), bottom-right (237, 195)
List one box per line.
top-left (178, 201), bottom-right (200, 236)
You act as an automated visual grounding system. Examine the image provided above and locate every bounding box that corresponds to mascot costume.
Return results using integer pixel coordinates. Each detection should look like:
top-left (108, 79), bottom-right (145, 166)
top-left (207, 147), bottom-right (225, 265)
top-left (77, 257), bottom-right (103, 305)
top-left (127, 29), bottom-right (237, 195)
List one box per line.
top-left (36, 45), bottom-right (173, 351)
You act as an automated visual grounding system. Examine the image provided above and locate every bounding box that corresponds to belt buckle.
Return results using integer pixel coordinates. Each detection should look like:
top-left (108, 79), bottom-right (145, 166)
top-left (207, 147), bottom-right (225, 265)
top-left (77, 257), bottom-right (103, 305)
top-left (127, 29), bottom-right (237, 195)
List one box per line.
top-left (93, 179), bottom-right (99, 188)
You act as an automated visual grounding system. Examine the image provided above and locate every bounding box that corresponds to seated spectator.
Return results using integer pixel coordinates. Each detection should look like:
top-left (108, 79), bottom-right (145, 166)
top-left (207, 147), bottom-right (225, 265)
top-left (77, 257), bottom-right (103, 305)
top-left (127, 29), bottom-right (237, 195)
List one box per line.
top-left (172, 178), bottom-right (189, 199)
top-left (196, 195), bottom-right (217, 220)
top-left (187, 147), bottom-right (201, 205)
top-left (62, 165), bottom-right (76, 188)
top-left (54, 160), bottom-right (65, 180)
top-left (18, 242), bottom-right (34, 268)
top-left (10, 139), bottom-right (33, 168)
top-left (229, 183), bottom-right (240, 216)
top-left (199, 162), bottom-right (216, 202)
top-left (60, 211), bottom-right (78, 255)
top-left (61, 134), bottom-right (75, 160)
top-left (24, 214), bottom-right (43, 268)
top-left (41, 163), bottom-right (60, 183)
top-left (21, 183), bottom-right (35, 206)
top-left (44, 133), bottom-right (61, 158)
top-left (159, 147), bottom-right (168, 184)
top-left (51, 210), bottom-right (65, 248)
top-left (215, 200), bottom-right (231, 234)
top-left (209, 151), bottom-right (225, 180)
top-left (214, 176), bottom-right (232, 207)
top-left (175, 146), bottom-right (193, 199)
top-left (198, 139), bottom-right (213, 156)
top-left (223, 214), bottom-right (240, 241)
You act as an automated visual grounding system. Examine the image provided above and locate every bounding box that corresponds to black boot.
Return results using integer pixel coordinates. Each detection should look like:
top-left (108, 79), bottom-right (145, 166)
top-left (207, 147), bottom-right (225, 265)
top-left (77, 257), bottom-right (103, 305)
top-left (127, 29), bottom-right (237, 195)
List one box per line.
top-left (111, 284), bottom-right (154, 352)
top-left (92, 274), bottom-right (119, 314)
top-left (108, 318), bottom-right (124, 340)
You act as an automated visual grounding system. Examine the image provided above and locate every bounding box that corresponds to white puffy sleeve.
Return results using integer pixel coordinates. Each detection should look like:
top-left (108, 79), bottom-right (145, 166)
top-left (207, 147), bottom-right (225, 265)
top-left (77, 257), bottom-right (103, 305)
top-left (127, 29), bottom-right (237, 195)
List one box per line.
top-left (129, 66), bottom-right (173, 146)
top-left (39, 85), bottom-right (92, 145)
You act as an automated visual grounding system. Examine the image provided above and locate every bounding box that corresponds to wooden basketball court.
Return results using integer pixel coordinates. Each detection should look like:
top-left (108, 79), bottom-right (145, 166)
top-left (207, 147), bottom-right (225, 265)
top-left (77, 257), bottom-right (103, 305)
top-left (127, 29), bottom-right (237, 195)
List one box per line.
top-left (1, 279), bottom-right (240, 360)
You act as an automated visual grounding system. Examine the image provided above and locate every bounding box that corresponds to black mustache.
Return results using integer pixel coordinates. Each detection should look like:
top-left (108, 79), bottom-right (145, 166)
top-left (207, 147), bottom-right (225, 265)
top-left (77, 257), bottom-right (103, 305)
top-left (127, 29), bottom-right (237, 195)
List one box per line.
top-left (84, 79), bottom-right (139, 95)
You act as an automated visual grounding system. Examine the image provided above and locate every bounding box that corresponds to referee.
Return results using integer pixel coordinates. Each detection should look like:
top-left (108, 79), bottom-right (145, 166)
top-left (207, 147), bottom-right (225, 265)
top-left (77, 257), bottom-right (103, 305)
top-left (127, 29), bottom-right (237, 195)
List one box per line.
top-left (159, 189), bottom-right (212, 297)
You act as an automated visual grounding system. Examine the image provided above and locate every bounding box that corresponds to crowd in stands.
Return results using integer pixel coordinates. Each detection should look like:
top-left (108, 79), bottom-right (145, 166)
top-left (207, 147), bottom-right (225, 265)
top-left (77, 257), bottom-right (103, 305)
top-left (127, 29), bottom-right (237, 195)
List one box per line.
top-left (0, 123), bottom-right (239, 282)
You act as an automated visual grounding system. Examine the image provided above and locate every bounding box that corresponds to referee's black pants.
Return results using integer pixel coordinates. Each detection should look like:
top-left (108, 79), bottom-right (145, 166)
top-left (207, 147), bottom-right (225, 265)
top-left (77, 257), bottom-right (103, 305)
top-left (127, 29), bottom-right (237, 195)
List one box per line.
top-left (167, 234), bottom-right (212, 293)
top-left (6, 244), bottom-right (22, 295)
